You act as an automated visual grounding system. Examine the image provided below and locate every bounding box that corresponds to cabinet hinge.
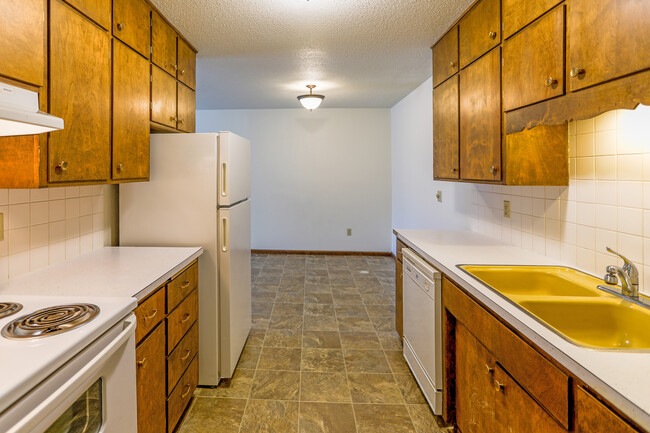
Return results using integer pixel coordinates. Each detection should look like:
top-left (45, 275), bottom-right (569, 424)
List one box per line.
top-left (150, 74), bottom-right (153, 83)
top-left (150, 45), bottom-right (153, 55)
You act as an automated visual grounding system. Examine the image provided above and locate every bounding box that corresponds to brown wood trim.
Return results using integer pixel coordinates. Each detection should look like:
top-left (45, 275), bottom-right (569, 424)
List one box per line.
top-left (430, 0), bottom-right (481, 47)
top-left (251, 249), bottom-right (392, 256)
top-left (505, 69), bottom-right (650, 134)
top-left (150, 121), bottom-right (183, 133)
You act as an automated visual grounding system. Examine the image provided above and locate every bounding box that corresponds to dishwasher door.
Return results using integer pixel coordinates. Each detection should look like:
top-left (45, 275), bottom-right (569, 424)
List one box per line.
top-left (402, 248), bottom-right (442, 414)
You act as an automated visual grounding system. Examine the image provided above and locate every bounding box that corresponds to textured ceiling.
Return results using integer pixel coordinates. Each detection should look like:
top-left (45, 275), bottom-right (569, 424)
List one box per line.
top-left (150, 0), bottom-right (473, 109)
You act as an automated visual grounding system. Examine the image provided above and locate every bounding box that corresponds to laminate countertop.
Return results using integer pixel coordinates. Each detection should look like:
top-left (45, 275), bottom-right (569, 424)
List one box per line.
top-left (394, 229), bottom-right (650, 430)
top-left (0, 246), bottom-right (203, 302)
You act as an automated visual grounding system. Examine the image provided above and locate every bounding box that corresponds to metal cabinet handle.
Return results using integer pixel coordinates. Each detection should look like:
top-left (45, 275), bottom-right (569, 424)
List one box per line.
top-left (570, 67), bottom-right (585, 78)
top-left (489, 165), bottom-right (498, 174)
top-left (116, 163), bottom-right (124, 173)
top-left (545, 77), bottom-right (557, 87)
top-left (173, 64), bottom-right (179, 71)
top-left (488, 31), bottom-right (497, 39)
top-left (485, 364), bottom-right (494, 375)
top-left (137, 358), bottom-right (147, 368)
top-left (116, 22), bottom-right (125, 31)
top-left (170, 116), bottom-right (177, 122)
top-left (180, 281), bottom-right (191, 289)
top-left (180, 348), bottom-right (191, 361)
top-left (181, 384), bottom-right (191, 398)
top-left (181, 313), bottom-right (191, 323)
top-left (449, 61), bottom-right (456, 69)
top-left (143, 309), bottom-right (157, 321)
top-left (55, 161), bottom-right (68, 174)
top-left (451, 167), bottom-right (457, 173)
top-left (495, 380), bottom-right (505, 392)
top-left (178, 119), bottom-right (185, 125)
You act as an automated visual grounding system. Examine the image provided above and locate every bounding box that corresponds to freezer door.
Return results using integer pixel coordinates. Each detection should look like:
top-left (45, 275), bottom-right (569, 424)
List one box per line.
top-left (217, 199), bottom-right (252, 378)
top-left (218, 131), bottom-right (251, 206)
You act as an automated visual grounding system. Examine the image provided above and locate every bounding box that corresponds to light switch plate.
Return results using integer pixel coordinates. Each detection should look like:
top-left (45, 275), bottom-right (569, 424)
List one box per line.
top-left (436, 191), bottom-right (442, 202)
top-left (347, 228), bottom-right (352, 236)
top-left (503, 200), bottom-right (511, 218)
top-left (0, 213), bottom-right (3, 241)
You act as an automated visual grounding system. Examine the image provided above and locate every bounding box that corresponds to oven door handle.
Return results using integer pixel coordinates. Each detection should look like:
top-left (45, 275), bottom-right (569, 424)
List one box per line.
top-left (8, 314), bottom-right (137, 433)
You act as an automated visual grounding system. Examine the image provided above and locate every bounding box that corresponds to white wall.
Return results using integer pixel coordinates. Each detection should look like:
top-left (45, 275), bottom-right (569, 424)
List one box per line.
top-left (390, 77), bottom-right (473, 252)
top-left (197, 109), bottom-right (392, 252)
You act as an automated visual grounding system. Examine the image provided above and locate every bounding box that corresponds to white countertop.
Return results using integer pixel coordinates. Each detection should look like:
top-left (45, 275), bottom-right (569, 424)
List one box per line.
top-left (0, 246), bottom-right (203, 302)
top-left (395, 229), bottom-right (650, 430)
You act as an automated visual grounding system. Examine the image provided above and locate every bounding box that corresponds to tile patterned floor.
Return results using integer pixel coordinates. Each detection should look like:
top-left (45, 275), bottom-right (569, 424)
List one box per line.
top-left (178, 254), bottom-right (449, 433)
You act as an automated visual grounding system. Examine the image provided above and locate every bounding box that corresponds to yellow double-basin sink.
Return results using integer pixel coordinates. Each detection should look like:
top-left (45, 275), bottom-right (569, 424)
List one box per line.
top-left (459, 265), bottom-right (650, 350)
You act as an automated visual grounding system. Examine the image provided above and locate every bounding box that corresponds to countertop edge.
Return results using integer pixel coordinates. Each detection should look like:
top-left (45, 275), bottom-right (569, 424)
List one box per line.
top-left (395, 230), bottom-right (650, 431)
top-left (132, 249), bottom-right (203, 302)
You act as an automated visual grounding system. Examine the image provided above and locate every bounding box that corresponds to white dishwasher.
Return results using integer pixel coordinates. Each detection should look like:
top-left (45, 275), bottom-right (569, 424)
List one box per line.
top-left (402, 248), bottom-right (443, 414)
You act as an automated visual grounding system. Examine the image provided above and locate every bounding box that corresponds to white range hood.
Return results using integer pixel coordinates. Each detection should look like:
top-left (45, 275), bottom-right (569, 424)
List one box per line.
top-left (0, 82), bottom-right (64, 137)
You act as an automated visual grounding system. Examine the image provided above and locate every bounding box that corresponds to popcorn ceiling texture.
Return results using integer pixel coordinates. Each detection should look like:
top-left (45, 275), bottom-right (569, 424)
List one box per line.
top-left (150, 0), bottom-right (473, 109)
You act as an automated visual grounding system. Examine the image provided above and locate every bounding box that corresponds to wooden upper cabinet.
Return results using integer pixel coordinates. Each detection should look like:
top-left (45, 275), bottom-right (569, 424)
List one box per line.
top-left (503, 0), bottom-right (562, 39)
top-left (177, 83), bottom-right (196, 133)
top-left (177, 38), bottom-right (196, 89)
top-left (63, 0), bottom-right (111, 30)
top-left (568, 0), bottom-right (650, 91)
top-left (113, 0), bottom-right (151, 58)
top-left (432, 27), bottom-right (459, 88)
top-left (152, 12), bottom-right (177, 77)
top-left (151, 65), bottom-right (178, 128)
top-left (113, 40), bottom-right (150, 181)
top-left (575, 387), bottom-right (639, 433)
top-left (460, 47), bottom-right (501, 181)
top-left (49, 0), bottom-right (110, 183)
top-left (433, 75), bottom-right (460, 179)
top-left (503, 5), bottom-right (565, 111)
top-left (0, 0), bottom-right (45, 86)
top-left (459, 0), bottom-right (501, 68)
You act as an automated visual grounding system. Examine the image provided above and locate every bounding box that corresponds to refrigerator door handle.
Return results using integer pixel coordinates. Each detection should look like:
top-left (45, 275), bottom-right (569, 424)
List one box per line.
top-left (221, 162), bottom-right (228, 197)
top-left (221, 216), bottom-right (229, 252)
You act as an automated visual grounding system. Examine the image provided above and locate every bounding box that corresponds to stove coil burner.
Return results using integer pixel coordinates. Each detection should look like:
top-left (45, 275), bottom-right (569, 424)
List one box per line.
top-left (0, 303), bottom-right (23, 319)
top-left (1, 304), bottom-right (100, 339)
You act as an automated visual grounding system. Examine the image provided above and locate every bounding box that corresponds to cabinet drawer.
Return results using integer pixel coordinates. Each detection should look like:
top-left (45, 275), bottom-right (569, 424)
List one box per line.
top-left (135, 286), bottom-right (165, 344)
top-left (575, 387), bottom-right (639, 433)
top-left (167, 261), bottom-right (199, 313)
top-left (167, 289), bottom-right (198, 353)
top-left (503, 5), bottom-right (565, 111)
top-left (167, 323), bottom-right (199, 394)
top-left (432, 26), bottom-right (459, 88)
top-left (112, 0), bottom-right (151, 58)
top-left (136, 323), bottom-right (166, 433)
top-left (168, 355), bottom-right (199, 431)
top-left (503, 0), bottom-right (562, 39)
top-left (459, 0), bottom-right (501, 68)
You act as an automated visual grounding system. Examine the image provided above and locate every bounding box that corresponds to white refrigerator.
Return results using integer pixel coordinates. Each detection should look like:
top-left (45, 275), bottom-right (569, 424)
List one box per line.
top-left (119, 132), bottom-right (252, 385)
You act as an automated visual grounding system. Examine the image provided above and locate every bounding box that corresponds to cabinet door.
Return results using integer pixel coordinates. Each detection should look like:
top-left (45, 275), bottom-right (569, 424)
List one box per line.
top-left (177, 38), bottom-right (196, 89)
top-left (503, 5), bottom-right (565, 111)
top-left (151, 12), bottom-right (177, 77)
top-left (395, 259), bottom-right (403, 338)
top-left (151, 65), bottom-right (177, 128)
top-left (575, 387), bottom-right (639, 433)
top-left (433, 75), bottom-right (460, 179)
top-left (568, 0), bottom-right (650, 91)
top-left (0, 0), bottom-right (45, 86)
top-left (460, 47), bottom-right (501, 181)
top-left (63, 0), bottom-right (111, 30)
top-left (494, 365), bottom-right (567, 433)
top-left (459, 0), bottom-right (501, 68)
top-left (49, 0), bottom-right (110, 183)
top-left (177, 83), bottom-right (196, 133)
top-left (113, 0), bottom-right (151, 58)
top-left (432, 27), bottom-right (458, 88)
top-left (113, 41), bottom-right (150, 180)
top-left (455, 323), bottom-right (496, 433)
top-left (503, 0), bottom-right (562, 39)
top-left (136, 323), bottom-right (166, 433)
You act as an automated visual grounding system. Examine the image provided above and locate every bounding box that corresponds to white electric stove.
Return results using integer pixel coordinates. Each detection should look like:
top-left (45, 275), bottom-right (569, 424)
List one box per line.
top-left (0, 295), bottom-right (137, 433)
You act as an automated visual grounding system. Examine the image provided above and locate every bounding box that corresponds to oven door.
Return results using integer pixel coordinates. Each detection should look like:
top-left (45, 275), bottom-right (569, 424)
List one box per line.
top-left (1, 314), bottom-right (137, 433)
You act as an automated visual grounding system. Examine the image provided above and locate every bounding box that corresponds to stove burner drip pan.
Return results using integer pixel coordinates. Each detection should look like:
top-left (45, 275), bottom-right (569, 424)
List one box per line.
top-left (1, 304), bottom-right (100, 339)
top-left (0, 303), bottom-right (23, 320)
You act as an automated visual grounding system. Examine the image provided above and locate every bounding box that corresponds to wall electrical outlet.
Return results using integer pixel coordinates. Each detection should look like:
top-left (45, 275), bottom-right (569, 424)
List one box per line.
top-left (347, 228), bottom-right (352, 236)
top-left (503, 200), bottom-right (511, 218)
top-left (436, 190), bottom-right (442, 202)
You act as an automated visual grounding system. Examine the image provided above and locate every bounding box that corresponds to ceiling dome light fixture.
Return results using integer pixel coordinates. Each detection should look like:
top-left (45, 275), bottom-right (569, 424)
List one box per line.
top-left (297, 84), bottom-right (325, 111)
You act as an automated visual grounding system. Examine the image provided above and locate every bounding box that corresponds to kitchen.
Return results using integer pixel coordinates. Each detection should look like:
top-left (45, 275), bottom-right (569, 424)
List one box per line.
top-left (0, 0), bottom-right (649, 432)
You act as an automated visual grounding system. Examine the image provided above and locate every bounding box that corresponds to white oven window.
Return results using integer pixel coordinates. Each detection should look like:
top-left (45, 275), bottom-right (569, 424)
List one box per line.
top-left (44, 378), bottom-right (103, 433)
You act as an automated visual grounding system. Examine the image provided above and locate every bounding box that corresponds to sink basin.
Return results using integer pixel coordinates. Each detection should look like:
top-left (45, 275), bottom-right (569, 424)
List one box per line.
top-left (460, 265), bottom-right (605, 298)
top-left (518, 298), bottom-right (650, 350)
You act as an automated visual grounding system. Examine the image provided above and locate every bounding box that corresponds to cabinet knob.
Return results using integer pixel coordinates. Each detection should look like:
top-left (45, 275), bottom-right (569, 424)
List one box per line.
top-left (137, 358), bottom-right (147, 368)
top-left (488, 31), bottom-right (497, 39)
top-left (545, 77), bottom-right (557, 87)
top-left (179, 69), bottom-right (185, 75)
top-left (170, 116), bottom-right (178, 122)
top-left (495, 380), bottom-right (505, 392)
top-left (570, 67), bottom-right (585, 78)
top-left (451, 167), bottom-right (457, 173)
top-left (449, 61), bottom-right (456, 69)
top-left (116, 22), bottom-right (125, 31)
top-left (55, 161), bottom-right (68, 174)
top-left (485, 363), bottom-right (494, 375)
top-left (174, 64), bottom-right (179, 71)
top-left (116, 163), bottom-right (124, 173)
top-left (180, 348), bottom-right (192, 361)
top-left (489, 165), bottom-right (498, 174)
top-left (178, 119), bottom-right (185, 125)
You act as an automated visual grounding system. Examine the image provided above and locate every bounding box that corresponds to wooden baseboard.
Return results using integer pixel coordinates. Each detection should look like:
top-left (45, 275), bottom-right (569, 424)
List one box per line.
top-left (251, 249), bottom-right (392, 257)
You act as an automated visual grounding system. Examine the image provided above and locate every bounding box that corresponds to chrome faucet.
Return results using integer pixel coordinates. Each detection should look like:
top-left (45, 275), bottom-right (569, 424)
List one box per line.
top-left (603, 247), bottom-right (639, 299)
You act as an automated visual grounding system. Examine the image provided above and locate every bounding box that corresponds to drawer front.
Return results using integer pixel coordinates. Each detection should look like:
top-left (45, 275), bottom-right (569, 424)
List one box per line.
top-left (167, 261), bottom-right (199, 313)
top-left (135, 287), bottom-right (165, 343)
top-left (168, 355), bottom-right (199, 431)
top-left (167, 322), bottom-right (199, 394)
top-left (136, 323), bottom-right (166, 433)
top-left (432, 26), bottom-right (459, 88)
top-left (575, 387), bottom-right (639, 433)
top-left (502, 5), bottom-right (565, 111)
top-left (167, 289), bottom-right (198, 353)
top-left (459, 0), bottom-right (501, 68)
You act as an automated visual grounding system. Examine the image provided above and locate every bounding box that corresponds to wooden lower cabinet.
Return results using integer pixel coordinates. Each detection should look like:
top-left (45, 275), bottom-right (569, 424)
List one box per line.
top-left (575, 387), bottom-right (638, 433)
top-left (135, 260), bottom-right (199, 433)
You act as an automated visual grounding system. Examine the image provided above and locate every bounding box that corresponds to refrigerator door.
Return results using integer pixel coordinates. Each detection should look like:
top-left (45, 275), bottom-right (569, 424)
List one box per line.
top-left (217, 199), bottom-right (252, 378)
top-left (218, 131), bottom-right (251, 207)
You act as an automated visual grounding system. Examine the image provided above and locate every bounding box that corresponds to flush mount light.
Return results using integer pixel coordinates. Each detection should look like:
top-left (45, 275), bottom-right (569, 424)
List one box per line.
top-left (297, 84), bottom-right (325, 111)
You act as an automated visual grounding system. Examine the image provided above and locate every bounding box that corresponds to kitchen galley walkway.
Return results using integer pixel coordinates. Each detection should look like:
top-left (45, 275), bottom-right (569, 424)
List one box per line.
top-left (178, 254), bottom-right (449, 433)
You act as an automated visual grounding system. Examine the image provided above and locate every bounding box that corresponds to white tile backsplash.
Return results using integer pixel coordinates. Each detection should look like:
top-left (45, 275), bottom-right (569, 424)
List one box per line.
top-left (0, 186), bottom-right (105, 281)
top-left (469, 105), bottom-right (650, 294)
